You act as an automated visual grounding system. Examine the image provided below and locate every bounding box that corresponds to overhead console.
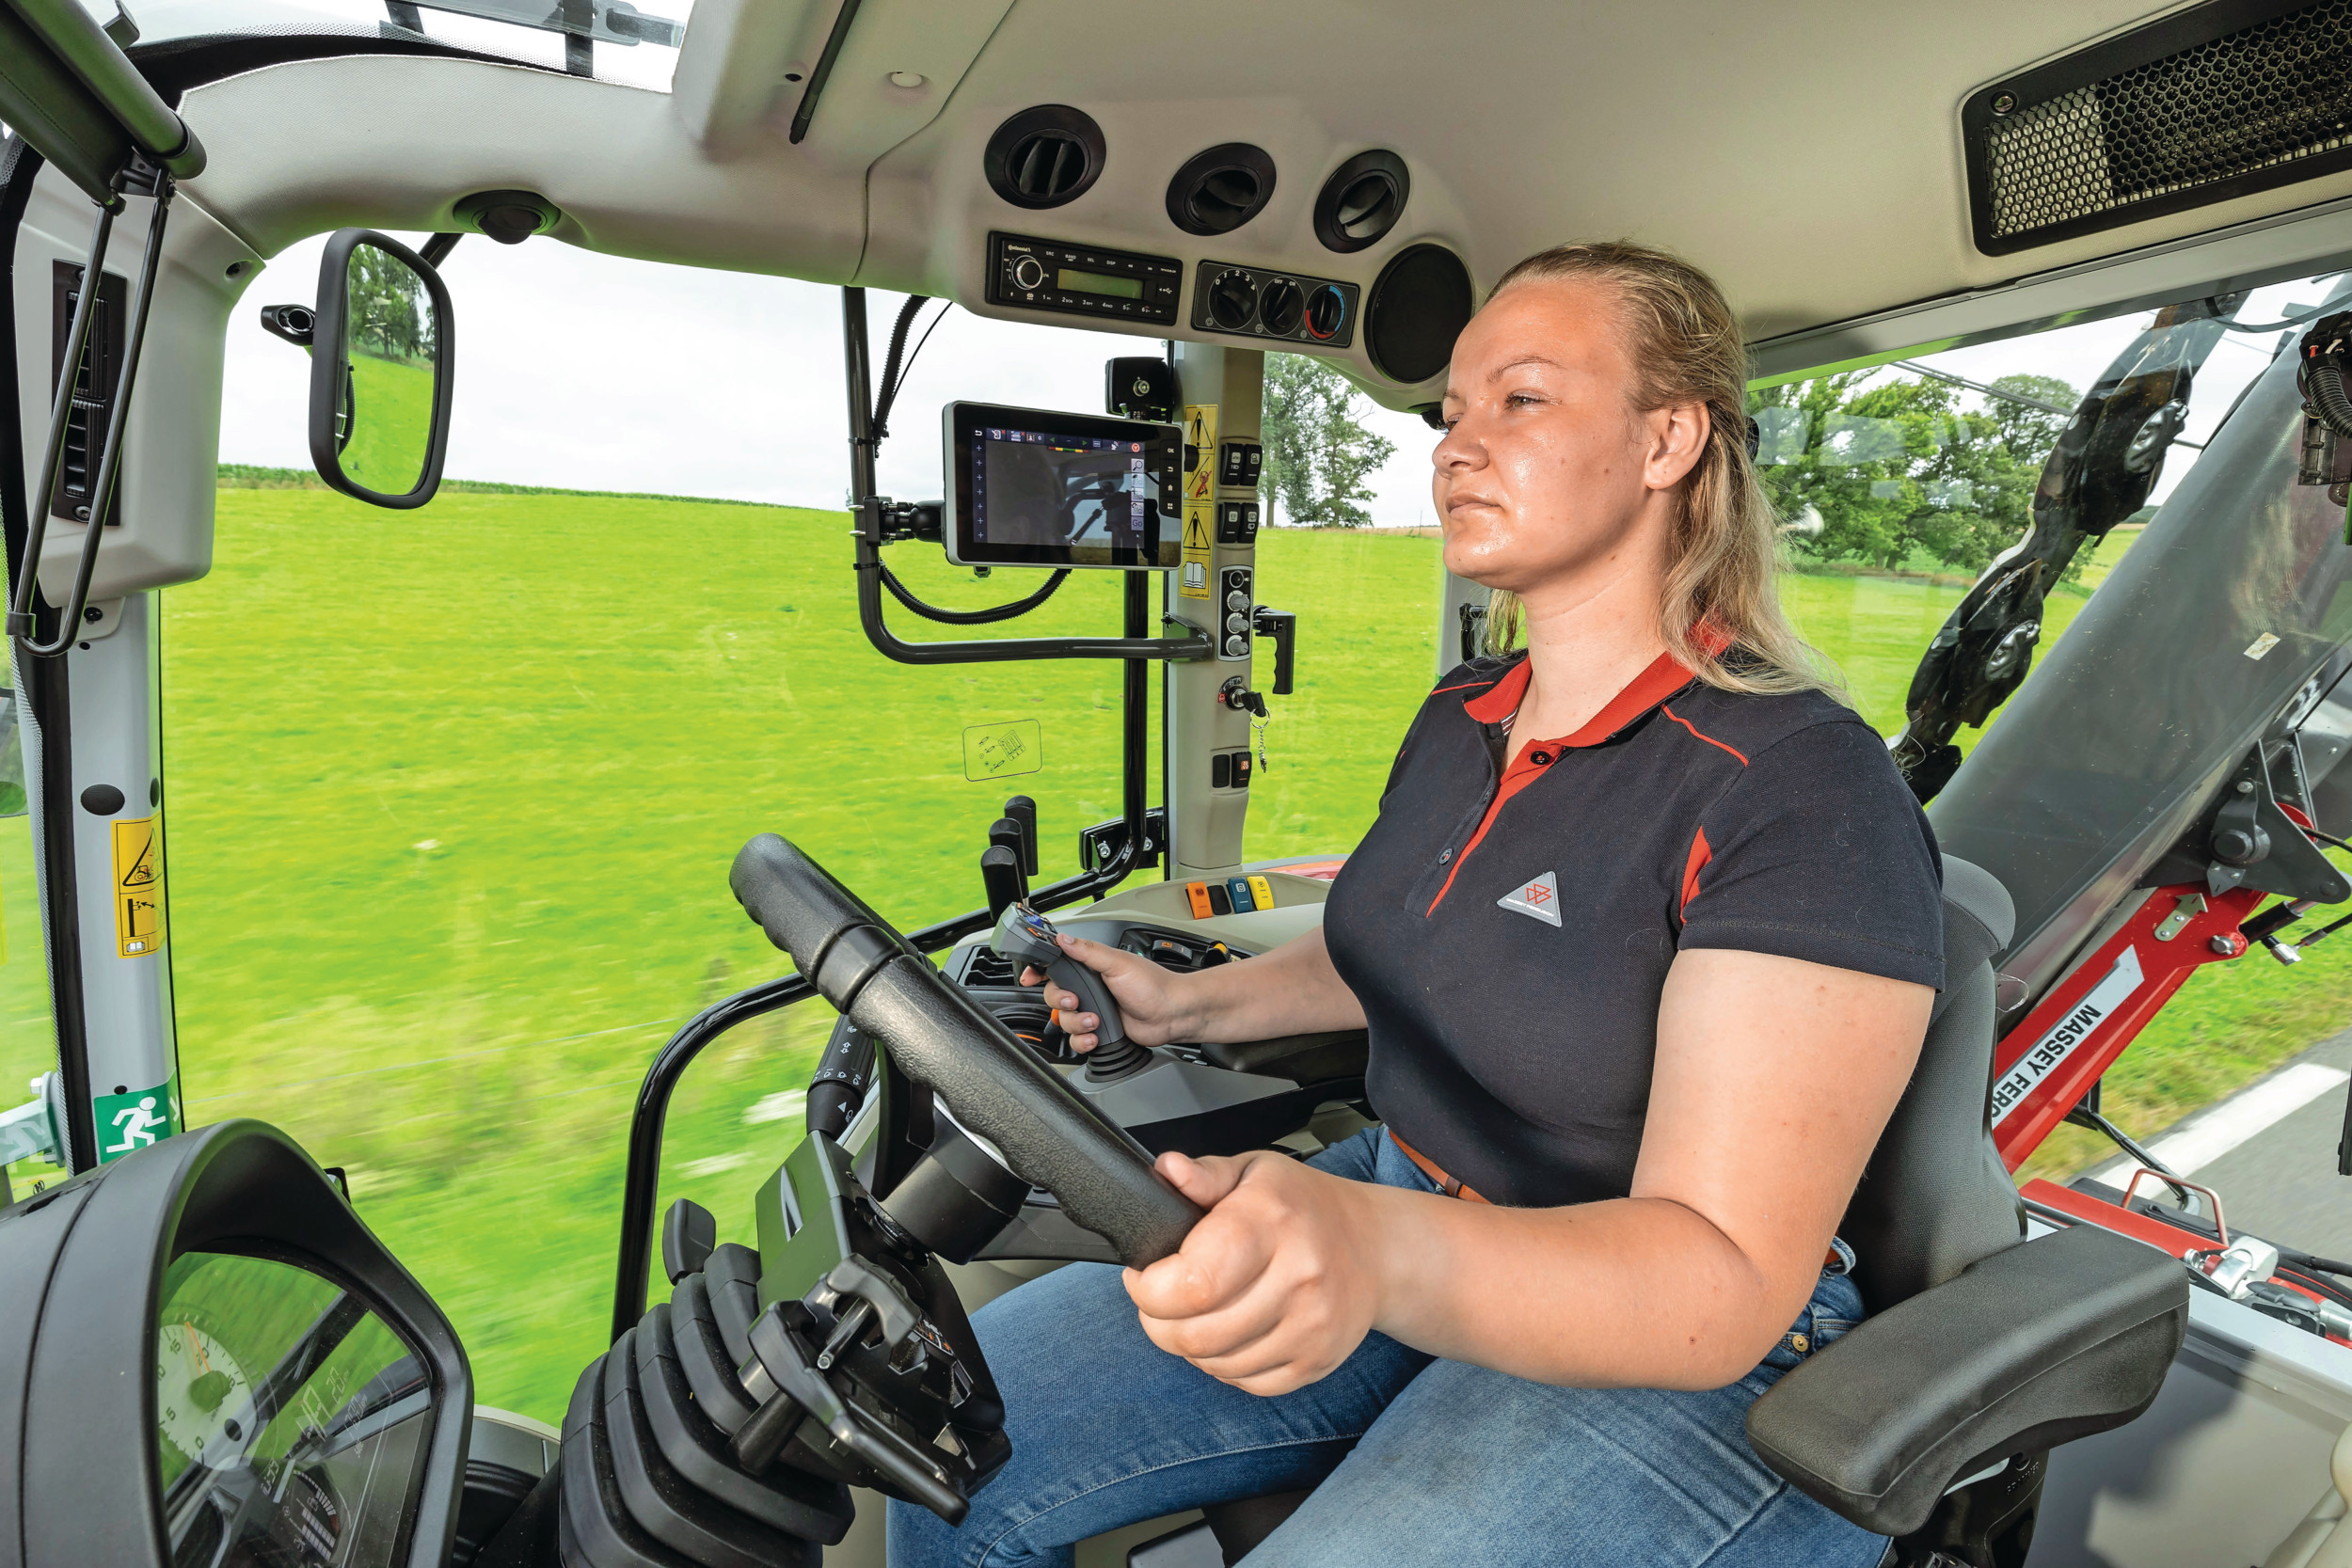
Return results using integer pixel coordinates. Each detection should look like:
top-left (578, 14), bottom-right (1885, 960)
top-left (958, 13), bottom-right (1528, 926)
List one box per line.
top-left (969, 105), bottom-right (1470, 388)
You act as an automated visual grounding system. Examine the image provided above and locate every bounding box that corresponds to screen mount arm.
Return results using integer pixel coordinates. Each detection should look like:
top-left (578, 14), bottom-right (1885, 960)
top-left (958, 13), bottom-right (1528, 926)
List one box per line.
top-left (842, 288), bottom-right (1212, 667)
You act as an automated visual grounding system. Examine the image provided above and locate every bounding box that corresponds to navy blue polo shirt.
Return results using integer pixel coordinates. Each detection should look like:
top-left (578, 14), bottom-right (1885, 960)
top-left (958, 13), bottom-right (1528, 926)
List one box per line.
top-left (1323, 648), bottom-right (1945, 1209)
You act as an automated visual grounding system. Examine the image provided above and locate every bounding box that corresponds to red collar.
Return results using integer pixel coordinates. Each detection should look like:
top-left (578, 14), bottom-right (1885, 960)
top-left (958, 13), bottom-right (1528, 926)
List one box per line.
top-left (1462, 648), bottom-right (1697, 747)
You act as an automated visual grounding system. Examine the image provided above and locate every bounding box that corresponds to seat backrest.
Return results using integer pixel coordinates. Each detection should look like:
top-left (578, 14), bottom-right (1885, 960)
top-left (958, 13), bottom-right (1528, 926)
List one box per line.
top-left (1838, 855), bottom-right (2026, 1314)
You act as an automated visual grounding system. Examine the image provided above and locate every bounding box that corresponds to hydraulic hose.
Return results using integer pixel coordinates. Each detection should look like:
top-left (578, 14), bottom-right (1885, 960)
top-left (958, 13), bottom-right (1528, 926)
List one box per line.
top-left (2309, 355), bottom-right (2352, 438)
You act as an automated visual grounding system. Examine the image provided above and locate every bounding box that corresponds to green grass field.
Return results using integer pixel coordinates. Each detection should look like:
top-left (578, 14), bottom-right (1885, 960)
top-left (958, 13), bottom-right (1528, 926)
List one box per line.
top-left (0, 501), bottom-right (2331, 1419)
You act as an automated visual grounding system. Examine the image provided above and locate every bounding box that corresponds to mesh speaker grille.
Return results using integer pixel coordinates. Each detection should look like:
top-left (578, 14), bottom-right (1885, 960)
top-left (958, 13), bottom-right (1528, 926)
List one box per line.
top-left (1965, 0), bottom-right (2352, 255)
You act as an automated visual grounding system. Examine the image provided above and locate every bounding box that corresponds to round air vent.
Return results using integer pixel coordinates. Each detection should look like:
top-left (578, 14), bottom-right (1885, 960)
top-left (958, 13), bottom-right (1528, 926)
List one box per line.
top-left (1364, 244), bottom-right (1474, 385)
top-left (1166, 143), bottom-right (1277, 236)
top-left (985, 105), bottom-right (1106, 210)
top-left (1313, 150), bottom-right (1409, 253)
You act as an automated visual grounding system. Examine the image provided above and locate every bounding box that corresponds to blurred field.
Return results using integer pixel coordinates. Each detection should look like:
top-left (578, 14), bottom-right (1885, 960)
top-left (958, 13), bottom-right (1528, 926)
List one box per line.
top-left (0, 504), bottom-right (2315, 1418)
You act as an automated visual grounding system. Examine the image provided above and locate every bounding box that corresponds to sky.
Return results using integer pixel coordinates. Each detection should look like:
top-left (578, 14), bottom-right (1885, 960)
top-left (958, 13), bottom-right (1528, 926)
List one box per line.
top-left (215, 230), bottom-right (2343, 523)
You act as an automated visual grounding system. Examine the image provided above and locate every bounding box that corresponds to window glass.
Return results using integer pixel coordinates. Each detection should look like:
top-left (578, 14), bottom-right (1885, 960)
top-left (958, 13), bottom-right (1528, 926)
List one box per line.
top-left (1752, 271), bottom-right (2346, 743)
top-left (0, 647), bottom-right (56, 1201)
top-left (180, 250), bottom-right (1186, 1418)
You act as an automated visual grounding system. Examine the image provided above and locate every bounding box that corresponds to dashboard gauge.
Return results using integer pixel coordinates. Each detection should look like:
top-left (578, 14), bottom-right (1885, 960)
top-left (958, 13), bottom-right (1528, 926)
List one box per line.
top-left (155, 1320), bottom-right (252, 1473)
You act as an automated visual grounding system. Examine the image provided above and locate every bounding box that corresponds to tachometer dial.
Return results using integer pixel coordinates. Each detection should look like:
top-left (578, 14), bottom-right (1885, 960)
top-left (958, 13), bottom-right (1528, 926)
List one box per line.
top-left (156, 1320), bottom-right (253, 1473)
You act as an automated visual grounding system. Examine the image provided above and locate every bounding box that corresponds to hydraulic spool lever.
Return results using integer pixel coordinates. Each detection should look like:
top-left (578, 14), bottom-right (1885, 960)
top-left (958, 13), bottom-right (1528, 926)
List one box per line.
top-left (1003, 795), bottom-right (1040, 877)
top-left (980, 847), bottom-right (1025, 923)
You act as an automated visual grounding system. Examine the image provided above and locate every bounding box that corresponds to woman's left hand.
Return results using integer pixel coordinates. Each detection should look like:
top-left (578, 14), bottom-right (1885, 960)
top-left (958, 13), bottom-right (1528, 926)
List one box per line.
top-left (1122, 1149), bottom-right (1384, 1396)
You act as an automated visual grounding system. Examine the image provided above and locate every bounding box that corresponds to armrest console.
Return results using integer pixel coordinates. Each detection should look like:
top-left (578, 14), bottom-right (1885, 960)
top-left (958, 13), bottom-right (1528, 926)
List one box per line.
top-left (1200, 1030), bottom-right (1368, 1086)
top-left (1745, 1222), bottom-right (2186, 1537)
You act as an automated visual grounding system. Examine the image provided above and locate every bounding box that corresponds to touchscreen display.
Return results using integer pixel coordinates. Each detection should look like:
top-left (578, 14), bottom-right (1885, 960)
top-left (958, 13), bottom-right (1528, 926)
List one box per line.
top-left (947, 404), bottom-right (1181, 569)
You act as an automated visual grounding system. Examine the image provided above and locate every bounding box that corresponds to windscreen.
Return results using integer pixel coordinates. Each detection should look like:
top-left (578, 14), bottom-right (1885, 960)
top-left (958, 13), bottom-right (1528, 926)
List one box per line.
top-left (972, 427), bottom-right (1164, 555)
top-left (156, 1253), bottom-right (430, 1568)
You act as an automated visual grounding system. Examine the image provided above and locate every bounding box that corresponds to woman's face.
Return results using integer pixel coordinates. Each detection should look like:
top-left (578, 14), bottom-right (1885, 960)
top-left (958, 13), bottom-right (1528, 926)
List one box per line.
top-left (1433, 278), bottom-right (1707, 597)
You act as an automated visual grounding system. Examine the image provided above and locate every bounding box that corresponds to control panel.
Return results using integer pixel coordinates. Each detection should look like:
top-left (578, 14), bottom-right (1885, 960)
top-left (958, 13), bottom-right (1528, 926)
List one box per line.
top-left (1192, 261), bottom-right (1359, 348)
top-left (989, 232), bottom-right (1182, 326)
top-left (1216, 501), bottom-right (1260, 545)
top-left (1218, 565), bottom-right (1253, 660)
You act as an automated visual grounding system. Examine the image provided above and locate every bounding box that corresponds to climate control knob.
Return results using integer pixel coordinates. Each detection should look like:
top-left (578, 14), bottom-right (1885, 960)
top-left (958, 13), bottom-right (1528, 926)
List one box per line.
top-left (1258, 277), bottom-right (1304, 336)
top-left (1208, 269), bottom-right (1257, 331)
top-left (1226, 590), bottom-right (1248, 610)
top-left (1225, 635), bottom-right (1248, 657)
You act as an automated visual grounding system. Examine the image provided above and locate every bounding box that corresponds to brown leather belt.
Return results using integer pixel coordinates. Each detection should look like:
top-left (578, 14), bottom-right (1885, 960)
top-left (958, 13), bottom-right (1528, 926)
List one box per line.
top-left (1385, 1129), bottom-right (1848, 1272)
top-left (1388, 1129), bottom-right (1488, 1203)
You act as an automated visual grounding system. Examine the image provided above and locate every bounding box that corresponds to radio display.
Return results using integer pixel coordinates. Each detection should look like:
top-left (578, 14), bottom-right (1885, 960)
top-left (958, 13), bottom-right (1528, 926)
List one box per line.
top-left (1057, 267), bottom-right (1142, 299)
top-left (944, 403), bottom-right (1183, 571)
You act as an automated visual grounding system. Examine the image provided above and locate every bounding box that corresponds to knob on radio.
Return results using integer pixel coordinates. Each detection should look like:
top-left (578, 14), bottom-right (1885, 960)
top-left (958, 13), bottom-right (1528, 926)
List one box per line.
top-left (1010, 255), bottom-right (1046, 291)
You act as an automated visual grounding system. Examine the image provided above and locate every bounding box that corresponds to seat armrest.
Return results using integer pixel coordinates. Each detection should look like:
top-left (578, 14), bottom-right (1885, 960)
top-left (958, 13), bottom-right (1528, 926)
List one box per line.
top-left (1199, 1030), bottom-right (1368, 1085)
top-left (1745, 1223), bottom-right (2186, 1537)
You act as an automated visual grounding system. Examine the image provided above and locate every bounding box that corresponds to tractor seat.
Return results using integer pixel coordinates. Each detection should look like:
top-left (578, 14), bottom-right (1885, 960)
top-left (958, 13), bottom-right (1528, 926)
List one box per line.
top-left (1172, 856), bottom-right (2189, 1566)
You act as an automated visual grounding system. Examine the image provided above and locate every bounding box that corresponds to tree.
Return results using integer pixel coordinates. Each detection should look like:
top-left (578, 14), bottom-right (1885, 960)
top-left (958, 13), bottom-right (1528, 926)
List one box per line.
top-left (1746, 369), bottom-right (2080, 573)
top-left (1985, 373), bottom-right (2076, 464)
top-left (1260, 354), bottom-right (1395, 528)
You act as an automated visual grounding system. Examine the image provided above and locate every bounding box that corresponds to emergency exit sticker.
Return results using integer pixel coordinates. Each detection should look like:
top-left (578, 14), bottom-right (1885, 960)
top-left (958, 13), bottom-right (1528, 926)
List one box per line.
top-left (112, 815), bottom-right (164, 958)
top-left (96, 1075), bottom-right (179, 1163)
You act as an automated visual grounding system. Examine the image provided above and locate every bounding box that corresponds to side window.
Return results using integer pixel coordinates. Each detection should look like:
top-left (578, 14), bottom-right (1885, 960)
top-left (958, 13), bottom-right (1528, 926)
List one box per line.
top-left (1753, 271), bottom-right (2345, 743)
top-left (0, 673), bottom-right (54, 1203)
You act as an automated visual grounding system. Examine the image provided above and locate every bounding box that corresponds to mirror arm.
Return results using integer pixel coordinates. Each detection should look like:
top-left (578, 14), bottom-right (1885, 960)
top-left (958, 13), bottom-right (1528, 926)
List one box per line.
top-left (419, 231), bottom-right (462, 267)
top-left (9, 176), bottom-right (170, 658)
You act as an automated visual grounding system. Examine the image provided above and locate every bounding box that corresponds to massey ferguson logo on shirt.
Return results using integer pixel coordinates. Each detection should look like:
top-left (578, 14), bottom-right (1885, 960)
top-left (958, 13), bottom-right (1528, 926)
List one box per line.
top-left (1499, 871), bottom-right (1562, 927)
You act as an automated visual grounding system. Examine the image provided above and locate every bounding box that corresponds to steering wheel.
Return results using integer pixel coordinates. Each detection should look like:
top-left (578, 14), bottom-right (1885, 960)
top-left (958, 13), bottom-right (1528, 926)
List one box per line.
top-left (729, 833), bottom-right (1201, 1266)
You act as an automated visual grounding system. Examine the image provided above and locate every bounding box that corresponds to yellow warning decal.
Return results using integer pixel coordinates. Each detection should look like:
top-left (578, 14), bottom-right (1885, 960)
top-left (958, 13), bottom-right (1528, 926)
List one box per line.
top-left (1180, 504), bottom-right (1214, 600)
top-left (112, 816), bottom-right (163, 958)
top-left (1182, 404), bottom-right (1218, 503)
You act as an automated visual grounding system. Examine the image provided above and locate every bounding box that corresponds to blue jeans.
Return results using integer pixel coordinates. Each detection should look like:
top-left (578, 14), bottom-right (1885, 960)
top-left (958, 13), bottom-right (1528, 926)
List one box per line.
top-left (890, 1129), bottom-right (1884, 1568)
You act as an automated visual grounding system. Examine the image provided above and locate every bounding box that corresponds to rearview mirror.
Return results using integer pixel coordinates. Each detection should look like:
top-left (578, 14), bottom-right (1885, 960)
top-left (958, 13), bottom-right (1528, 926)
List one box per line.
top-left (308, 229), bottom-right (453, 509)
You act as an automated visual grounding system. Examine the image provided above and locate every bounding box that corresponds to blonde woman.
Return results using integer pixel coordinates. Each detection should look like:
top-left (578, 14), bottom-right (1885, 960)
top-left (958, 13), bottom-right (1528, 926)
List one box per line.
top-left (893, 243), bottom-right (1943, 1568)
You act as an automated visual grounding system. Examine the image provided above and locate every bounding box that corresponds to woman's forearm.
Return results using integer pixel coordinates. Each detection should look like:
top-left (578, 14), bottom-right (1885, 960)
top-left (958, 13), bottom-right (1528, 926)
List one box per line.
top-left (1176, 927), bottom-right (1367, 1043)
top-left (1350, 1186), bottom-right (1789, 1389)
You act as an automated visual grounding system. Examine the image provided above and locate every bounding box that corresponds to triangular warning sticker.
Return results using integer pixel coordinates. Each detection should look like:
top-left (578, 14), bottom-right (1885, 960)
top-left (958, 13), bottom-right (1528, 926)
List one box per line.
top-left (119, 828), bottom-right (157, 888)
top-left (1184, 508), bottom-right (1210, 548)
top-left (1498, 870), bottom-right (1561, 927)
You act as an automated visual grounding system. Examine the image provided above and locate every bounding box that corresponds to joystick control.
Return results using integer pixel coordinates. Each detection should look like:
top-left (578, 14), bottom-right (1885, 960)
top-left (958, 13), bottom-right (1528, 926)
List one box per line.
top-left (989, 901), bottom-right (1150, 1079)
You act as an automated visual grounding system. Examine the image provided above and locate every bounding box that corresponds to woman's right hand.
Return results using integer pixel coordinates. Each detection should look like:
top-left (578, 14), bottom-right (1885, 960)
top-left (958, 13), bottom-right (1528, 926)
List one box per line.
top-left (1021, 932), bottom-right (1193, 1053)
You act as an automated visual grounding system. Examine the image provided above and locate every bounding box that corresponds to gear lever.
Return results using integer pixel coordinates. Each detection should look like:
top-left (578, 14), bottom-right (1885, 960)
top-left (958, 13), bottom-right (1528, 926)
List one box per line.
top-left (989, 901), bottom-right (1149, 1079)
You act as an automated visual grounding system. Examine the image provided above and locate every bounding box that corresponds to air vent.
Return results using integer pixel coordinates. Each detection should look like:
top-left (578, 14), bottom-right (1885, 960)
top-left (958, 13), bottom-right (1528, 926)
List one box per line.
top-left (1364, 244), bottom-right (1473, 386)
top-left (1166, 143), bottom-right (1277, 236)
top-left (985, 105), bottom-right (1106, 211)
top-left (1314, 150), bottom-right (1409, 252)
top-left (961, 946), bottom-right (1032, 987)
top-left (1965, 0), bottom-right (2352, 255)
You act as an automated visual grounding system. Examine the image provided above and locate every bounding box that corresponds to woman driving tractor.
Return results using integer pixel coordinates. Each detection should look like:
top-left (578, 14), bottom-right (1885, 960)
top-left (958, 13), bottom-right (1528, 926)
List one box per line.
top-left (891, 241), bottom-right (1947, 1567)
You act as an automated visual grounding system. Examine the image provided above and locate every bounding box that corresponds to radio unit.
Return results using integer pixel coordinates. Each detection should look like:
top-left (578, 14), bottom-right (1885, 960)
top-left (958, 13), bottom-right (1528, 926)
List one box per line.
top-left (988, 232), bottom-right (1182, 326)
